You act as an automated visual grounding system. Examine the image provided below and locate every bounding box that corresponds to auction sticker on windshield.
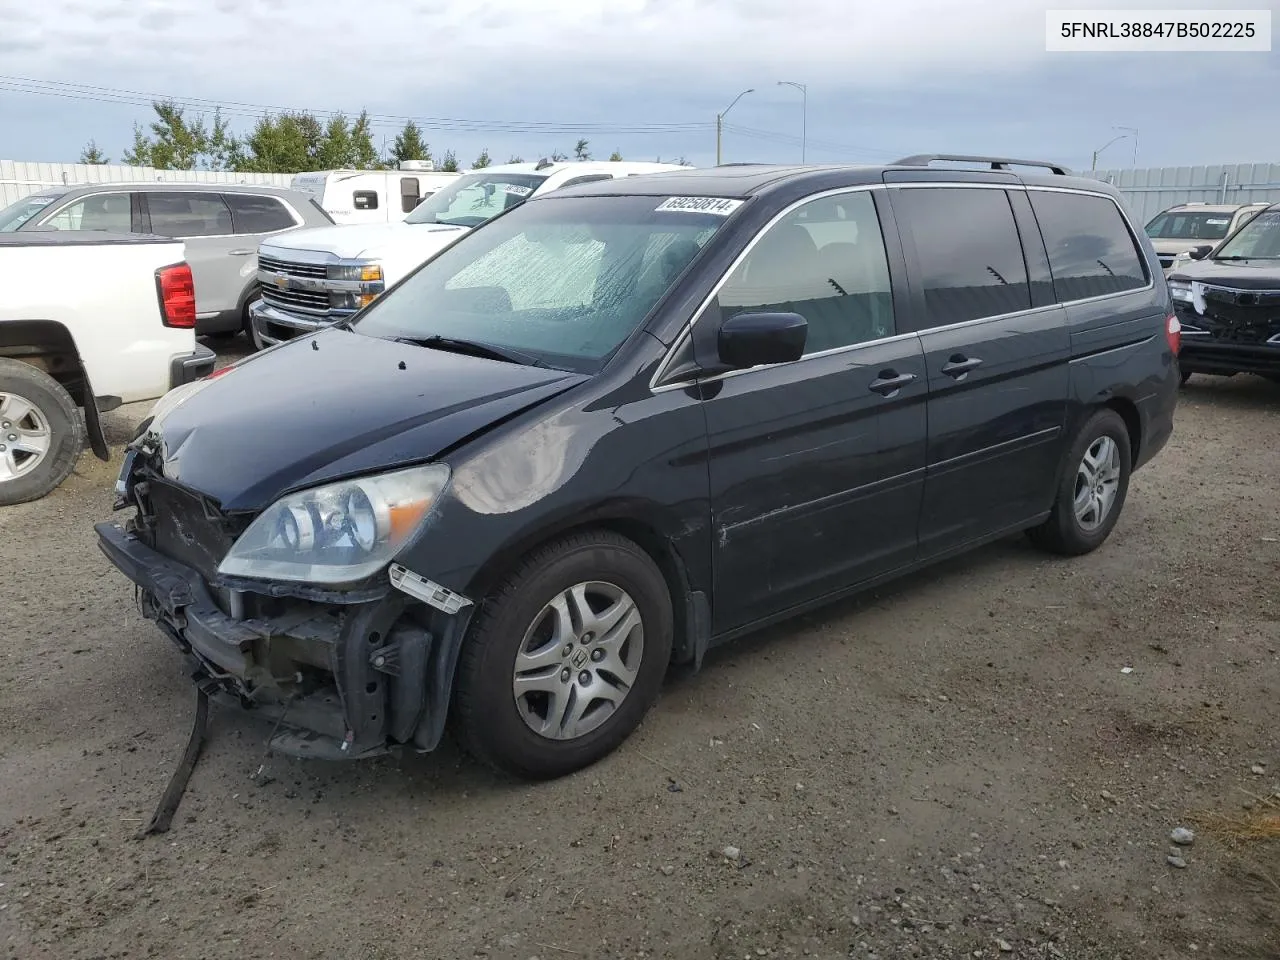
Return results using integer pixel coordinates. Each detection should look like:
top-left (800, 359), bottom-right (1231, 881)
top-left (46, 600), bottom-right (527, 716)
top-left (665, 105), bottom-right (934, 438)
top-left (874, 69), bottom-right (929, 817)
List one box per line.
top-left (502, 184), bottom-right (533, 197)
top-left (655, 197), bottom-right (744, 216)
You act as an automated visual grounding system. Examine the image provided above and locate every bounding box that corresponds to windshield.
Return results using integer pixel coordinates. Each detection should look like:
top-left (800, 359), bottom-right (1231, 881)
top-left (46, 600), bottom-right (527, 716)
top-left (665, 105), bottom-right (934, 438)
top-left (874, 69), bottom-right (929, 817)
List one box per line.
top-left (1213, 208), bottom-right (1280, 260)
top-left (0, 191), bottom-right (67, 232)
top-left (1144, 210), bottom-right (1236, 242)
top-left (353, 194), bottom-right (738, 372)
top-left (403, 172), bottom-right (549, 228)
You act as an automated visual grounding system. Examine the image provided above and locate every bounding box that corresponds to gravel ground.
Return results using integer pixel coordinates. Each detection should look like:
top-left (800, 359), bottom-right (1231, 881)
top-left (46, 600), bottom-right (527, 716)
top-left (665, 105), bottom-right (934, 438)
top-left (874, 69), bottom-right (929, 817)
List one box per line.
top-left (2, 337), bottom-right (1278, 960)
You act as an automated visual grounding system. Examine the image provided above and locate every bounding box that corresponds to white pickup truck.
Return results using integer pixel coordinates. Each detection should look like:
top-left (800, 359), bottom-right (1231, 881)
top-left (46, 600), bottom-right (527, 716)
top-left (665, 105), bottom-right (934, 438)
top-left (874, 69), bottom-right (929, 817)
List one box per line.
top-left (250, 160), bottom-right (691, 347)
top-left (0, 232), bottom-right (215, 505)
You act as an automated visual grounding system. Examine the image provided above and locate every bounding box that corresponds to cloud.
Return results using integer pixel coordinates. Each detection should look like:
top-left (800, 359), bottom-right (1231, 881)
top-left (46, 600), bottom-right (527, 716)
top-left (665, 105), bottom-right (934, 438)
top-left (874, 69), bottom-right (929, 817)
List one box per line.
top-left (0, 0), bottom-right (1275, 169)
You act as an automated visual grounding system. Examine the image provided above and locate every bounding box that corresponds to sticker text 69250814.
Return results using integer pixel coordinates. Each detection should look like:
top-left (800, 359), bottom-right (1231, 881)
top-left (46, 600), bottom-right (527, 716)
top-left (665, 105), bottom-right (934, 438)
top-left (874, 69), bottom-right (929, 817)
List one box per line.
top-left (655, 197), bottom-right (744, 216)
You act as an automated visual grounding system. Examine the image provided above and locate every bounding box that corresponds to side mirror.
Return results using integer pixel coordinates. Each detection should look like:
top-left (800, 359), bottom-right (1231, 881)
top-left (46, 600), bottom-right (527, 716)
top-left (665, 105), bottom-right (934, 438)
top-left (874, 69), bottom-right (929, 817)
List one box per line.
top-left (1187, 245), bottom-right (1213, 260)
top-left (717, 312), bottom-right (807, 369)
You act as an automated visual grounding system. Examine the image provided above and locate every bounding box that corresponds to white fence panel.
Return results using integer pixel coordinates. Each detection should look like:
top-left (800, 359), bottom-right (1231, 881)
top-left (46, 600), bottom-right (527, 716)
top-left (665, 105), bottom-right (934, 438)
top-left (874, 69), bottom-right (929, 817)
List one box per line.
top-left (0, 160), bottom-right (296, 207)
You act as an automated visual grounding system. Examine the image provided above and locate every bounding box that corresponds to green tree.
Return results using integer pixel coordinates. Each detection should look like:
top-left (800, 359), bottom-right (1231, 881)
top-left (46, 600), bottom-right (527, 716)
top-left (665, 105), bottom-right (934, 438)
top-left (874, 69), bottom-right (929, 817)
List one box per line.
top-left (316, 114), bottom-right (354, 169)
top-left (440, 150), bottom-right (459, 172)
top-left (574, 138), bottom-right (591, 161)
top-left (507, 154), bottom-right (524, 164)
top-left (235, 111), bottom-right (323, 173)
top-left (122, 99), bottom-right (209, 169)
top-left (550, 150), bottom-right (569, 162)
top-left (608, 150), bottom-right (623, 162)
top-left (472, 148), bottom-right (491, 169)
top-left (392, 121), bottom-right (430, 164)
top-left (350, 111), bottom-right (380, 169)
top-left (79, 140), bottom-right (108, 164)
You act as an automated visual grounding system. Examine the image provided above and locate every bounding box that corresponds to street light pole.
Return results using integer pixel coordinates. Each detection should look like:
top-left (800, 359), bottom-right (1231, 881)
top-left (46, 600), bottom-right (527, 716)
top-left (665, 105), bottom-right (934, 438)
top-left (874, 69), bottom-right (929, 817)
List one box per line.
top-left (777, 81), bottom-right (807, 163)
top-left (716, 88), bottom-right (755, 165)
top-left (1090, 133), bottom-right (1130, 171)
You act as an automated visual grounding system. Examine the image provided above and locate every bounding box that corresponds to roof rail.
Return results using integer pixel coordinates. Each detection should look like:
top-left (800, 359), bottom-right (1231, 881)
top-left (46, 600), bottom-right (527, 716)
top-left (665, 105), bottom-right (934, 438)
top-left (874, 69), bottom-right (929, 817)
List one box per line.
top-left (892, 154), bottom-right (1071, 176)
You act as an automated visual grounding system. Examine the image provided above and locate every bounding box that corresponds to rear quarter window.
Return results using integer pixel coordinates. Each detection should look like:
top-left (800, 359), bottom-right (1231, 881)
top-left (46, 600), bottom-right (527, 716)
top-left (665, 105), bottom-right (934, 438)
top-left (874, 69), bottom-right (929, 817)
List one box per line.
top-left (1029, 191), bottom-right (1148, 302)
top-left (223, 194), bottom-right (299, 234)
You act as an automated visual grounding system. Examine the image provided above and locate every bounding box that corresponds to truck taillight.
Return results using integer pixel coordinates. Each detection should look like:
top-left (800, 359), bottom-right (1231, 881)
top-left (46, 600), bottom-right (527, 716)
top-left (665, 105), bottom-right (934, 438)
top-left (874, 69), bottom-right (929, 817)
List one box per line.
top-left (156, 262), bottom-right (196, 329)
top-left (1165, 313), bottom-right (1181, 356)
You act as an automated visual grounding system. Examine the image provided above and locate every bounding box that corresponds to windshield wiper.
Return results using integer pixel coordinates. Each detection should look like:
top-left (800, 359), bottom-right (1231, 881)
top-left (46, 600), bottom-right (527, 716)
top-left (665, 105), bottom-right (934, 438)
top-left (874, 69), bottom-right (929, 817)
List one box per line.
top-left (395, 335), bottom-right (549, 368)
top-left (1217, 254), bottom-right (1280, 260)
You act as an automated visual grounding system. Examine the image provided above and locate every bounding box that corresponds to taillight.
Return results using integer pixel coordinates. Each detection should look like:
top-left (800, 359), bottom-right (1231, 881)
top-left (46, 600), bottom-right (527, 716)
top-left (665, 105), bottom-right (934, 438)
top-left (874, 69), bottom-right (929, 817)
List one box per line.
top-left (1165, 312), bottom-right (1181, 356)
top-left (156, 262), bottom-right (196, 329)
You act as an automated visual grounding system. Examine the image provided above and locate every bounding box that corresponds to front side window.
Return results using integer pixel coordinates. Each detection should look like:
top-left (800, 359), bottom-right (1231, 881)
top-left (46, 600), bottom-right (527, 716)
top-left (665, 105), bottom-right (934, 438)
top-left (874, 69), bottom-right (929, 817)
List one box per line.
top-left (1029, 191), bottom-right (1148, 300)
top-left (39, 193), bottom-right (132, 232)
top-left (0, 191), bottom-right (69, 231)
top-left (1214, 208), bottom-right (1280, 260)
top-left (147, 192), bottom-right (233, 237)
top-left (353, 195), bottom-right (733, 372)
top-left (717, 192), bottom-right (895, 354)
top-left (895, 187), bottom-right (1031, 327)
top-left (223, 194), bottom-right (298, 234)
top-left (1145, 210), bottom-right (1234, 241)
top-left (404, 172), bottom-right (549, 228)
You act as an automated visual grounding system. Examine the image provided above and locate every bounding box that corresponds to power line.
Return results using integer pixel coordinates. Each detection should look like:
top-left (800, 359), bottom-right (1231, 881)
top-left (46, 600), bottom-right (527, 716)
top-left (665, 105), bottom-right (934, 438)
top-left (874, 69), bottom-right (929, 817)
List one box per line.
top-left (0, 75), bottom-right (713, 136)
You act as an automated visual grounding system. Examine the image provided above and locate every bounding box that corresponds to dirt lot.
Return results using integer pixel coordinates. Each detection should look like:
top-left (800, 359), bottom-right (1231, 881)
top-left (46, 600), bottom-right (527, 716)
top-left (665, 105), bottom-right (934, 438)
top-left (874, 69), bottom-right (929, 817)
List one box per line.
top-left (2, 338), bottom-right (1278, 960)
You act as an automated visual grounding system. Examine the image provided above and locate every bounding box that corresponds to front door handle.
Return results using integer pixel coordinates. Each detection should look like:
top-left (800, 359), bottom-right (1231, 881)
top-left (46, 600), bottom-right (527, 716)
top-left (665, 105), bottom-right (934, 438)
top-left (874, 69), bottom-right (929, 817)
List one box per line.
top-left (868, 370), bottom-right (917, 397)
top-left (228, 248), bottom-right (254, 256)
top-left (941, 354), bottom-right (983, 378)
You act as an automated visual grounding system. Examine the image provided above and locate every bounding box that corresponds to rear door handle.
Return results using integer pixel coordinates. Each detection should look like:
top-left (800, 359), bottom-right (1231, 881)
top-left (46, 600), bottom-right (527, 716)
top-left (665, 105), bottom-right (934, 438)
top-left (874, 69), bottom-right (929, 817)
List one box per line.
top-left (228, 248), bottom-right (254, 256)
top-left (868, 370), bottom-right (917, 397)
top-left (941, 354), bottom-right (983, 378)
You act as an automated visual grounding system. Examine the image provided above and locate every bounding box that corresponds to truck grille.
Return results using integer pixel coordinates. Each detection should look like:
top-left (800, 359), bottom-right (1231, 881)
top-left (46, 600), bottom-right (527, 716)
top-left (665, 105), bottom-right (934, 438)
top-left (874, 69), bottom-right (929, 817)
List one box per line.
top-left (260, 284), bottom-right (332, 314)
top-left (258, 254), bottom-right (328, 280)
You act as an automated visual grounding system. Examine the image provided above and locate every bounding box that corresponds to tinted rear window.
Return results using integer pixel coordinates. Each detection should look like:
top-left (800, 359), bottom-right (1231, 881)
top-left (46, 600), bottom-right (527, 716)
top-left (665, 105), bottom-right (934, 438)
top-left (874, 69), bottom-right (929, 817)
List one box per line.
top-left (894, 187), bottom-right (1031, 327)
top-left (1145, 210), bottom-right (1234, 241)
top-left (224, 194), bottom-right (298, 234)
top-left (1029, 191), bottom-right (1148, 301)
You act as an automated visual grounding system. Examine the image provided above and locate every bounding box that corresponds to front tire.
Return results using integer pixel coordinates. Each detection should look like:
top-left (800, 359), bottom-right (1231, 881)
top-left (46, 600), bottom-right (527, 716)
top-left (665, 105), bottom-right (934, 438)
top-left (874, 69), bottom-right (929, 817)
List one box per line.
top-left (454, 530), bottom-right (673, 780)
top-left (1028, 408), bottom-right (1132, 556)
top-left (0, 358), bottom-right (84, 506)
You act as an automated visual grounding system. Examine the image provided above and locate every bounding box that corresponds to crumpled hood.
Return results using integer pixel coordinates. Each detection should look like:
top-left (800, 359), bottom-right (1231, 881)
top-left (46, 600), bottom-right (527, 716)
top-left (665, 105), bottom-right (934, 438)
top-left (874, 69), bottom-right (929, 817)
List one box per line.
top-left (262, 221), bottom-right (468, 260)
top-left (151, 328), bottom-right (587, 512)
top-left (1168, 258), bottom-right (1280, 290)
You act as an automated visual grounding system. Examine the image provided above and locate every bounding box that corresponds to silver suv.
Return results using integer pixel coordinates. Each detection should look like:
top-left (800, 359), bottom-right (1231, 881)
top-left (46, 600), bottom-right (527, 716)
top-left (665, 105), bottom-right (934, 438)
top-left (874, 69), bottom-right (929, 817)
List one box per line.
top-left (0, 183), bottom-right (332, 337)
top-left (1144, 201), bottom-right (1269, 274)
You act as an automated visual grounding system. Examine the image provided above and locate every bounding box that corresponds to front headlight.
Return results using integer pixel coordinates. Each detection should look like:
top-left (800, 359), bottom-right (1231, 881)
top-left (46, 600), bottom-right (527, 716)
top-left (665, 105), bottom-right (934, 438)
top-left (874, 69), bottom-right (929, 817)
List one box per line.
top-left (327, 262), bottom-right (383, 282)
top-left (1168, 279), bottom-right (1192, 302)
top-left (217, 463), bottom-right (449, 584)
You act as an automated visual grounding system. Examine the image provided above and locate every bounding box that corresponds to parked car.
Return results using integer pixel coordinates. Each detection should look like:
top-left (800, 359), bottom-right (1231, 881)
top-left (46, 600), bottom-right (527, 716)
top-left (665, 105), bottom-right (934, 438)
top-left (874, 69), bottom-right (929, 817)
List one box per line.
top-left (249, 160), bottom-right (691, 349)
top-left (289, 163), bottom-right (462, 224)
top-left (0, 183), bottom-right (333, 337)
top-left (1167, 202), bottom-right (1280, 384)
top-left (96, 156), bottom-right (1179, 779)
top-left (1144, 201), bottom-right (1270, 273)
top-left (0, 231), bottom-right (212, 505)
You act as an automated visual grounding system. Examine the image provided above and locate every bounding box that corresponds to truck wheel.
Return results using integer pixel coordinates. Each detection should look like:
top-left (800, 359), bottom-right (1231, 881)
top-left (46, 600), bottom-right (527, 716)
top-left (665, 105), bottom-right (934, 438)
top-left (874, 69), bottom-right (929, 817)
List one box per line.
top-left (1027, 408), bottom-right (1132, 557)
top-left (0, 358), bottom-right (84, 506)
top-left (453, 530), bottom-right (673, 780)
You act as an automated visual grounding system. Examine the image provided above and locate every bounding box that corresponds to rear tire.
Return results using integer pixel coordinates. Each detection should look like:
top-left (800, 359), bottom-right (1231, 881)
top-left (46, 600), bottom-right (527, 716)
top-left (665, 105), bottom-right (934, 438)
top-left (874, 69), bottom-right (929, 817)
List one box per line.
top-left (454, 530), bottom-right (673, 780)
top-left (1028, 408), bottom-right (1132, 557)
top-left (0, 358), bottom-right (84, 506)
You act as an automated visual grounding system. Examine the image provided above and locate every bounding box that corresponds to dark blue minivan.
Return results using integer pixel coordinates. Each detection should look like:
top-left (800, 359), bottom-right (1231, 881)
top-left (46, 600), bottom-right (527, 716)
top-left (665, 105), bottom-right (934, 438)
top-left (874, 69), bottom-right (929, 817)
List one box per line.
top-left (97, 156), bottom-right (1180, 780)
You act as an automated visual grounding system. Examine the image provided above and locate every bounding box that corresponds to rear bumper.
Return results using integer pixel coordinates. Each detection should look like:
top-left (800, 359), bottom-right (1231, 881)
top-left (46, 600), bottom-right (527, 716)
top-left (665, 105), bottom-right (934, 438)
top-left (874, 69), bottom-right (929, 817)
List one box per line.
top-left (94, 520), bottom-right (450, 760)
top-left (169, 344), bottom-right (216, 390)
top-left (1179, 336), bottom-right (1280, 376)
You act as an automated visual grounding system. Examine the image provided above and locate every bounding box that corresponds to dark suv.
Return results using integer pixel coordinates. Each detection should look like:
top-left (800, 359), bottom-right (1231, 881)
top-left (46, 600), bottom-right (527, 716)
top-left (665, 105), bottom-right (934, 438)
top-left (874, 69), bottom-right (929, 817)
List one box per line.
top-left (96, 156), bottom-right (1180, 780)
top-left (1167, 202), bottom-right (1280, 384)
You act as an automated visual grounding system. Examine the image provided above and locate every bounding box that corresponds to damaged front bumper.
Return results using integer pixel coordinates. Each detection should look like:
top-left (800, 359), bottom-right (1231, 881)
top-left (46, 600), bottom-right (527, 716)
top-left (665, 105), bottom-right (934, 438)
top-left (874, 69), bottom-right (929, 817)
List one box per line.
top-left (95, 521), bottom-right (470, 761)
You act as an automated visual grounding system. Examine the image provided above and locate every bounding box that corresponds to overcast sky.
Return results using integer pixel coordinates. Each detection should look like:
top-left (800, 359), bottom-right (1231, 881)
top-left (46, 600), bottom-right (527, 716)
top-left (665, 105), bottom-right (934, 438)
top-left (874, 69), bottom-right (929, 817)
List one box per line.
top-left (0, 0), bottom-right (1276, 172)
